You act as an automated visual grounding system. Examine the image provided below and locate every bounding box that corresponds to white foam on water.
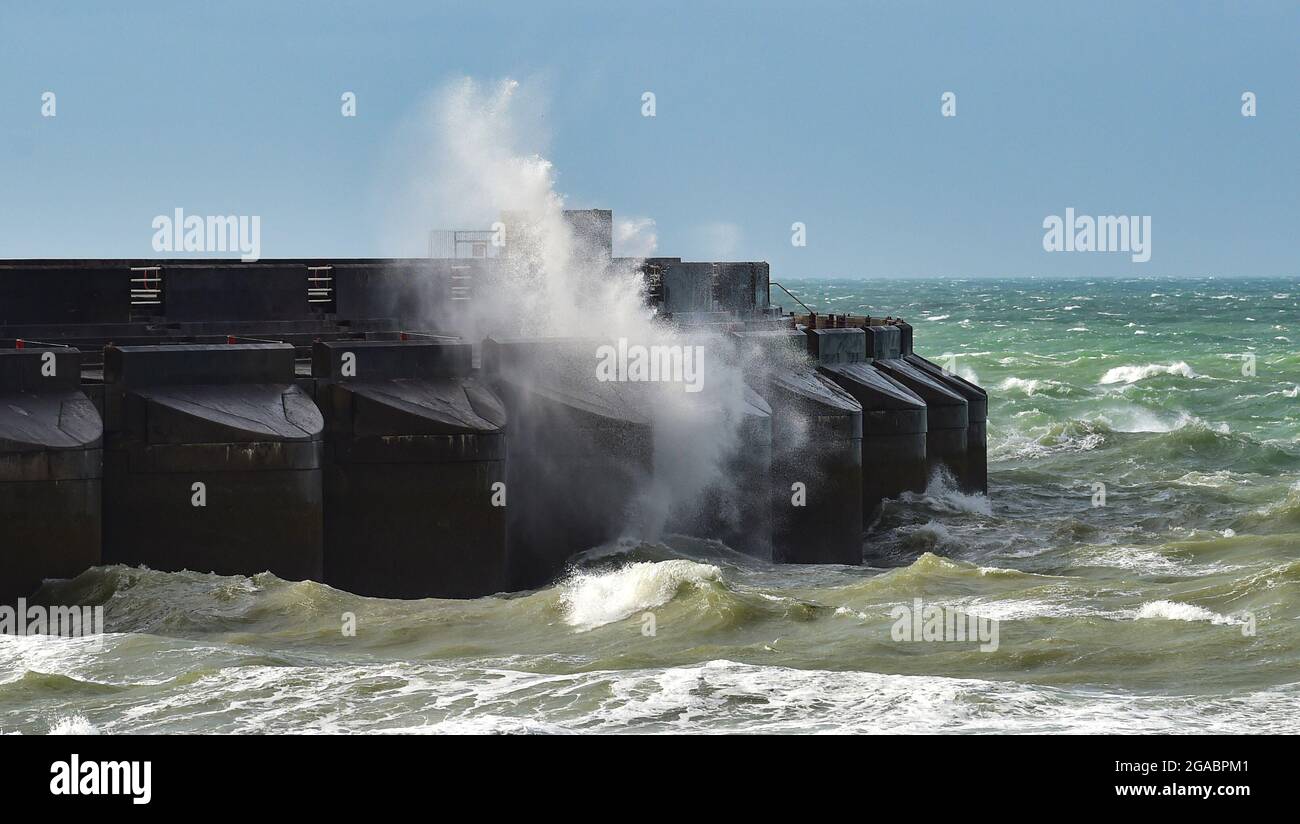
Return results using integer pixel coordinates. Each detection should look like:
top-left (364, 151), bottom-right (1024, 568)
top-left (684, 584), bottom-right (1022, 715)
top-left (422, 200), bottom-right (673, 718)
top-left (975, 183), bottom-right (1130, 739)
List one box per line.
top-left (558, 560), bottom-right (722, 631)
top-left (1133, 600), bottom-right (1241, 625)
top-left (0, 634), bottom-right (111, 686)
top-left (997, 376), bottom-right (1075, 397)
top-left (1085, 547), bottom-right (1189, 575)
top-left (1096, 408), bottom-right (1220, 435)
top-left (906, 472), bottom-right (993, 517)
top-left (998, 376), bottom-right (1040, 395)
top-left (940, 596), bottom-right (1098, 621)
top-left (1099, 361), bottom-right (1197, 385)
top-left (1079, 546), bottom-right (1240, 578)
top-left (833, 606), bottom-right (871, 621)
top-left (47, 715), bottom-right (99, 735)
top-left (976, 564), bottom-right (1050, 577)
top-left (432, 660), bottom-right (1300, 734)
top-left (994, 429), bottom-right (1104, 460)
top-left (1172, 470), bottom-right (1247, 489)
top-left (13, 657), bottom-right (1298, 734)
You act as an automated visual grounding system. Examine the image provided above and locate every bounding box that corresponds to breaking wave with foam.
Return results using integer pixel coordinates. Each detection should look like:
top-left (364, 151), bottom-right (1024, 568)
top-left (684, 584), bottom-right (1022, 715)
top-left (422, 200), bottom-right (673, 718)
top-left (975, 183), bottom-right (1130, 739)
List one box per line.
top-left (559, 560), bottom-right (722, 631)
top-left (1099, 361), bottom-right (1198, 385)
top-left (1133, 600), bottom-right (1242, 625)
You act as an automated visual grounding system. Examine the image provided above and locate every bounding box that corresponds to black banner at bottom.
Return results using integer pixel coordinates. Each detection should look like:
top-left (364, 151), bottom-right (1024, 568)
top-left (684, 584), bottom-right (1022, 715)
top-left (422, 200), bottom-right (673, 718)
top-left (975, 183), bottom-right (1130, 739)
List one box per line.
top-left (0, 734), bottom-right (1283, 810)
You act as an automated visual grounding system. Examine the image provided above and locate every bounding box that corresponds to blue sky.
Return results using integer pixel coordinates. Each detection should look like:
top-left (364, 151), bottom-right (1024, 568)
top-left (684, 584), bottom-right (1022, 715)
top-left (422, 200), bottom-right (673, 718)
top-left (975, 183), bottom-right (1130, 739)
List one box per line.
top-left (1, 1), bottom-right (1296, 276)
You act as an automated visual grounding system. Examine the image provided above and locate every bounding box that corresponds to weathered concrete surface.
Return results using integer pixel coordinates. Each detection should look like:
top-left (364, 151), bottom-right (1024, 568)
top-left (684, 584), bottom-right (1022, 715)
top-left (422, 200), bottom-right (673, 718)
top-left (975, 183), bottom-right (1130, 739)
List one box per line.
top-left (871, 357), bottom-right (968, 489)
top-left (0, 348), bottom-right (102, 605)
top-left (641, 259), bottom-right (771, 316)
top-left (861, 319), bottom-right (986, 493)
top-left (805, 327), bottom-right (924, 521)
top-left (863, 324), bottom-right (903, 360)
top-left (735, 330), bottom-right (863, 565)
top-left (904, 354), bottom-right (988, 494)
top-left (102, 344), bottom-right (324, 581)
top-left (313, 340), bottom-right (508, 599)
top-left (822, 363), bottom-right (928, 521)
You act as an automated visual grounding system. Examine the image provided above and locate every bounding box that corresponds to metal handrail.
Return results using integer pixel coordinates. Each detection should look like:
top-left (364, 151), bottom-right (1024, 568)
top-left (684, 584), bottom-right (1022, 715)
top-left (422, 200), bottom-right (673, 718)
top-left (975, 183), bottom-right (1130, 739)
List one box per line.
top-left (769, 281), bottom-right (814, 315)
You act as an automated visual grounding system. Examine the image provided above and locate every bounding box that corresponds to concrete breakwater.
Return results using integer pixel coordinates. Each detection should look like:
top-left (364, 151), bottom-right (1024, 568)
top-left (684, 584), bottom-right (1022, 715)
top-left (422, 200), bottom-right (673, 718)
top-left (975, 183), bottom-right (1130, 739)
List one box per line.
top-left (0, 216), bottom-right (987, 603)
top-left (1, 324), bottom-right (984, 603)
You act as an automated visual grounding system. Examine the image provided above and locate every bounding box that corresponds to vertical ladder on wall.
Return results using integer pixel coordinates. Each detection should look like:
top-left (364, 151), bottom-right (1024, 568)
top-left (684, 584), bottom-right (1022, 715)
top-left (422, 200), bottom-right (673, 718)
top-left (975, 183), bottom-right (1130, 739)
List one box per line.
top-left (644, 263), bottom-right (664, 306)
top-left (307, 265), bottom-right (336, 314)
top-left (450, 265), bottom-right (473, 301)
top-left (129, 266), bottom-right (164, 321)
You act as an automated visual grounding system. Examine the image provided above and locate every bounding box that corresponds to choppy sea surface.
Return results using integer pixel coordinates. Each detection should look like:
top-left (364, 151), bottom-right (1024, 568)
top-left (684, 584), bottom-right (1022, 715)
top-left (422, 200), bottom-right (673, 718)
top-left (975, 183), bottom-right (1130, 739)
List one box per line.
top-left (3, 277), bottom-right (1299, 734)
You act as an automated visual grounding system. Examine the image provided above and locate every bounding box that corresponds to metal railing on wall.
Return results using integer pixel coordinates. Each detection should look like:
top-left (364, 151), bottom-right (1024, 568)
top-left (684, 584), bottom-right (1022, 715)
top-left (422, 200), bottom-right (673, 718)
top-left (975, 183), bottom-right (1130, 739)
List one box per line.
top-left (428, 229), bottom-right (499, 260)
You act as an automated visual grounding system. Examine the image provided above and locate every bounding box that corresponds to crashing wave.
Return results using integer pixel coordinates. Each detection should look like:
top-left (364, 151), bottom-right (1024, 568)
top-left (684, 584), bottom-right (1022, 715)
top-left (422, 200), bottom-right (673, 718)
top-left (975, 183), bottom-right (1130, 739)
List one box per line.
top-left (1099, 361), bottom-right (1197, 385)
top-left (558, 560), bottom-right (722, 631)
top-left (1133, 600), bottom-right (1241, 625)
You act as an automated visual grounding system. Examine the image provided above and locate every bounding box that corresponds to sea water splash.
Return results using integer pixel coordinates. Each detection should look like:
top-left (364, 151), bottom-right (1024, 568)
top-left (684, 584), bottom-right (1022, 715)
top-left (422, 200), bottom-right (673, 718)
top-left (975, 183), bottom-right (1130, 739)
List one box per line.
top-left (47, 715), bottom-right (100, 735)
top-left (383, 77), bottom-right (769, 543)
top-left (385, 76), bottom-right (654, 339)
top-left (559, 560), bottom-right (723, 631)
top-left (901, 471), bottom-right (994, 517)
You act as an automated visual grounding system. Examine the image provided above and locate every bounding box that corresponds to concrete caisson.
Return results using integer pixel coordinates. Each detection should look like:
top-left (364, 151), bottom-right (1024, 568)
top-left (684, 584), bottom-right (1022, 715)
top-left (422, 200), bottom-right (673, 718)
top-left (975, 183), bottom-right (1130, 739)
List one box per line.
top-left (870, 355), bottom-right (968, 491)
top-left (735, 330), bottom-right (863, 565)
top-left (806, 328), bottom-right (928, 522)
top-left (884, 320), bottom-right (987, 493)
top-left (483, 337), bottom-right (654, 589)
top-left (904, 355), bottom-right (987, 494)
top-left (0, 347), bottom-right (102, 604)
top-left (102, 344), bottom-right (324, 581)
top-left (312, 340), bottom-right (508, 598)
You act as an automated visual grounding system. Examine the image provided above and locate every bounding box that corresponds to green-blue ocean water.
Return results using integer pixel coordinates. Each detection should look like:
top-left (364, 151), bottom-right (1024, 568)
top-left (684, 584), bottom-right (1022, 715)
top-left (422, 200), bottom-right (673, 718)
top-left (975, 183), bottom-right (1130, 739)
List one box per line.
top-left (3, 277), bottom-right (1298, 734)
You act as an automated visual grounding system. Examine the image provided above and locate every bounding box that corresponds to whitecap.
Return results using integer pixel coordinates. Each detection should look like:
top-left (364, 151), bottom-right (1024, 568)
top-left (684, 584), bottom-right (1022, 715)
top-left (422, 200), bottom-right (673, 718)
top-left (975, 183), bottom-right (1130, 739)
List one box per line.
top-left (47, 715), bottom-right (100, 735)
top-left (1133, 600), bottom-right (1241, 625)
top-left (1099, 362), bottom-right (1197, 385)
top-left (902, 473), bottom-right (993, 516)
top-left (558, 560), bottom-right (721, 631)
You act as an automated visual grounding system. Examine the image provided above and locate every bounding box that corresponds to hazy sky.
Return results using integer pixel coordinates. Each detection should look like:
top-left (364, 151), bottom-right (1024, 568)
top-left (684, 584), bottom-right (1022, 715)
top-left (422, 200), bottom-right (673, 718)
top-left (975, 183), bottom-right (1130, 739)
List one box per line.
top-left (1, 1), bottom-right (1296, 276)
